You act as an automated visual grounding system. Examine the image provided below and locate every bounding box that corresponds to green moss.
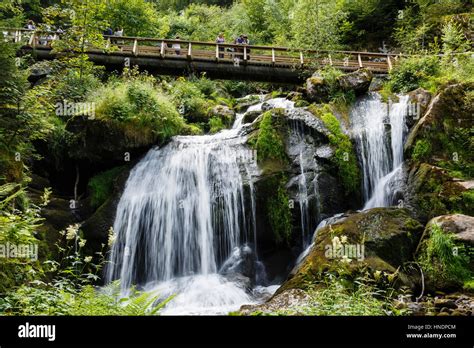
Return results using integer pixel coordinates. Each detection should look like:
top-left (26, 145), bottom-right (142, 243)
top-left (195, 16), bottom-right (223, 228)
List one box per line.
top-left (316, 106), bottom-right (360, 194)
top-left (412, 139), bottom-right (432, 162)
top-left (267, 176), bottom-right (292, 245)
top-left (88, 166), bottom-right (126, 209)
top-left (418, 224), bottom-right (472, 290)
top-left (255, 111), bottom-right (287, 164)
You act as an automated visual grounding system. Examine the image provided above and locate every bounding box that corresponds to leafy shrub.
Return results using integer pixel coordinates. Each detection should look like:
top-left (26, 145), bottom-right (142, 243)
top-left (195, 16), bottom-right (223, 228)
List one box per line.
top-left (387, 56), bottom-right (440, 93)
top-left (91, 78), bottom-right (185, 142)
top-left (0, 184), bottom-right (48, 293)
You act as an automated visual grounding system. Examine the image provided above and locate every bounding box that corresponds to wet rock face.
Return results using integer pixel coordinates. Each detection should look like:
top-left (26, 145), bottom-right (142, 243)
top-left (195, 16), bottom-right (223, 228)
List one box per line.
top-left (406, 88), bottom-right (432, 128)
top-left (276, 208), bottom-right (424, 294)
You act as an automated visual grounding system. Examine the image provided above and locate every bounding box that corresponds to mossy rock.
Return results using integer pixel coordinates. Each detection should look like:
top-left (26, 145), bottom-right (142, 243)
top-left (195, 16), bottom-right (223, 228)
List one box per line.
top-left (406, 163), bottom-right (473, 222)
top-left (404, 83), bottom-right (473, 179)
top-left (66, 117), bottom-right (159, 166)
top-left (276, 208), bottom-right (424, 294)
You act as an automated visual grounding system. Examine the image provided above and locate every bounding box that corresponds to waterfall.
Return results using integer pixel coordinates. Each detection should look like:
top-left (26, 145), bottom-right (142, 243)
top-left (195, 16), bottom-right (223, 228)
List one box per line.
top-left (106, 98), bottom-right (296, 314)
top-left (350, 94), bottom-right (409, 209)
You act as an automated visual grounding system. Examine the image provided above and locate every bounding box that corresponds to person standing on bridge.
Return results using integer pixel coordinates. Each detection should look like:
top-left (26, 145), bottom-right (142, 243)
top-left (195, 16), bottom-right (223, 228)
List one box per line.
top-left (172, 36), bottom-right (181, 55)
top-left (25, 20), bottom-right (36, 30)
top-left (216, 33), bottom-right (225, 58)
top-left (113, 27), bottom-right (124, 46)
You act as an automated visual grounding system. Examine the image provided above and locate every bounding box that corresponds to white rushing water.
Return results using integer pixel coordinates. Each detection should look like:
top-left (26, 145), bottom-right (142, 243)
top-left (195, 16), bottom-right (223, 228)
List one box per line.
top-left (350, 94), bottom-right (409, 209)
top-left (106, 98), bottom-right (295, 314)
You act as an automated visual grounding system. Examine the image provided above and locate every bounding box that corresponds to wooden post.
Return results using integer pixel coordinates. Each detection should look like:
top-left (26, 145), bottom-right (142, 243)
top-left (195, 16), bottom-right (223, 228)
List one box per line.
top-left (106, 37), bottom-right (111, 49)
top-left (328, 54), bottom-right (333, 66)
top-left (132, 39), bottom-right (138, 56)
top-left (28, 32), bottom-right (36, 47)
top-left (14, 30), bottom-right (19, 43)
top-left (244, 46), bottom-right (247, 61)
top-left (358, 53), bottom-right (363, 68)
top-left (387, 55), bottom-right (393, 71)
top-left (300, 51), bottom-right (304, 65)
top-left (271, 48), bottom-right (276, 64)
top-left (216, 44), bottom-right (219, 60)
top-left (160, 41), bottom-right (165, 57)
top-left (187, 42), bottom-right (192, 58)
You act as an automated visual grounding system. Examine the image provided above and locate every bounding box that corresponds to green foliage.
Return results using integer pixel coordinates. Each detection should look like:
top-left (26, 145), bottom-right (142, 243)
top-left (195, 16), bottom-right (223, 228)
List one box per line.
top-left (393, 0), bottom-right (469, 53)
top-left (418, 224), bottom-right (472, 289)
top-left (0, 282), bottom-right (172, 316)
top-left (166, 77), bottom-right (216, 125)
top-left (102, 0), bottom-right (164, 37)
top-left (0, 184), bottom-right (49, 293)
top-left (0, 224), bottom-right (173, 315)
top-left (88, 166), bottom-right (126, 209)
top-left (267, 177), bottom-right (292, 245)
top-left (265, 275), bottom-right (397, 316)
top-left (386, 56), bottom-right (440, 93)
top-left (256, 111), bottom-right (287, 163)
top-left (412, 139), bottom-right (432, 162)
top-left (91, 73), bottom-right (185, 142)
top-left (315, 106), bottom-right (360, 194)
top-left (209, 117), bottom-right (224, 134)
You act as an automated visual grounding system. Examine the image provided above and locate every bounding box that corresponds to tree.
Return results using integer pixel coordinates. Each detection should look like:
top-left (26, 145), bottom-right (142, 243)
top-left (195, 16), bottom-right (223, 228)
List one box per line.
top-left (290, 0), bottom-right (348, 50)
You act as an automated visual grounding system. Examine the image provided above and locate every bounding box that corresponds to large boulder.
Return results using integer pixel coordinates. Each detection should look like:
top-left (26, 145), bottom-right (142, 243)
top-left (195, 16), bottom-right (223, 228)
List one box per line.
top-left (208, 104), bottom-right (235, 125)
top-left (336, 68), bottom-right (373, 95)
top-left (276, 208), bottom-right (424, 294)
top-left (305, 73), bottom-right (330, 103)
top-left (426, 214), bottom-right (474, 246)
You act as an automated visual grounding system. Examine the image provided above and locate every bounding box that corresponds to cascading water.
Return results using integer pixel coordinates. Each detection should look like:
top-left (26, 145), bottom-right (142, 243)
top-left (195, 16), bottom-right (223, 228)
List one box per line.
top-left (350, 94), bottom-right (409, 209)
top-left (106, 97), bottom-right (294, 315)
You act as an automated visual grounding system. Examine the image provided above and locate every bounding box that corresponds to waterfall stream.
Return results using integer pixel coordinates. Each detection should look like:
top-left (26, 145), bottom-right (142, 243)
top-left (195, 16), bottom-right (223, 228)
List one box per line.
top-left (351, 94), bottom-right (409, 209)
top-left (106, 98), bottom-right (291, 314)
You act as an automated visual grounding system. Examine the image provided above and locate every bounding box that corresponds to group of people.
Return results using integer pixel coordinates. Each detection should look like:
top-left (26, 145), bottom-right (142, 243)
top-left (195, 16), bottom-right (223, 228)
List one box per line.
top-left (24, 20), bottom-right (64, 46)
top-left (216, 33), bottom-right (251, 59)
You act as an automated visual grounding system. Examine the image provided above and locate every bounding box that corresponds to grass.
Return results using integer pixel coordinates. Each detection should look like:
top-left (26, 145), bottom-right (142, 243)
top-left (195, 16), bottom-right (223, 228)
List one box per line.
top-left (418, 224), bottom-right (472, 289)
top-left (249, 275), bottom-right (398, 316)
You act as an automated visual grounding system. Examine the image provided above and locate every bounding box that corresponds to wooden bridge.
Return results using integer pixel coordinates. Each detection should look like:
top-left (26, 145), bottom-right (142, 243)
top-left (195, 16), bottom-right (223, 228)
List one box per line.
top-left (2, 28), bottom-right (401, 83)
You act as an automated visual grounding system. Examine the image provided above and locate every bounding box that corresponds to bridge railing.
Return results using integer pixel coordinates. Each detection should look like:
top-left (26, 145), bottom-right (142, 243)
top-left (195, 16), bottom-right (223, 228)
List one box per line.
top-left (1, 27), bottom-right (401, 72)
